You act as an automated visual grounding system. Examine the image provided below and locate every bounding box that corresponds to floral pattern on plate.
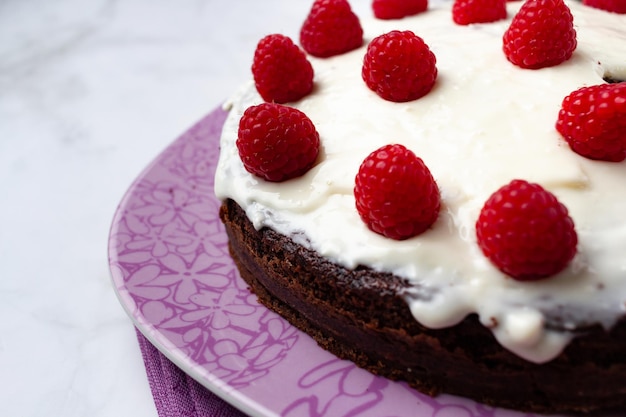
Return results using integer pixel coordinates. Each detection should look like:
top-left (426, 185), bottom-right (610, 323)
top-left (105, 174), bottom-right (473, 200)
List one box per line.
top-left (109, 107), bottom-right (556, 417)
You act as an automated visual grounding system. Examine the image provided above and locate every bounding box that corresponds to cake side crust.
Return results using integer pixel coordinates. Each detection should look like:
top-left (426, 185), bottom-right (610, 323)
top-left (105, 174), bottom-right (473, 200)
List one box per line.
top-left (220, 199), bottom-right (626, 415)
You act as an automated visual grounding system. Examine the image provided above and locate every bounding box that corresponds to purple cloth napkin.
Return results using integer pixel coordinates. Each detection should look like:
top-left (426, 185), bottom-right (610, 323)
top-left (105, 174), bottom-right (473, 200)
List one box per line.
top-left (135, 328), bottom-right (249, 417)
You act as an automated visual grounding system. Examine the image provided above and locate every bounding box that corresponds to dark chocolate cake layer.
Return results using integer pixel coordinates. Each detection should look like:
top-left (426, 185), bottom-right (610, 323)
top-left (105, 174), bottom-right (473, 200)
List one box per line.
top-left (220, 198), bottom-right (626, 414)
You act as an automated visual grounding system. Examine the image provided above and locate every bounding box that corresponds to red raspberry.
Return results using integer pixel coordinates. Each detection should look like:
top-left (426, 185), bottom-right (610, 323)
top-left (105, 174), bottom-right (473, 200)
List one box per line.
top-left (372, 0), bottom-right (428, 19)
top-left (583, 0), bottom-right (626, 13)
top-left (237, 103), bottom-right (320, 182)
top-left (556, 82), bottom-right (626, 162)
top-left (452, 0), bottom-right (507, 25)
top-left (502, 0), bottom-right (577, 69)
top-left (362, 30), bottom-right (437, 102)
top-left (252, 34), bottom-right (314, 103)
top-left (354, 144), bottom-right (440, 240)
top-left (476, 180), bottom-right (577, 281)
top-left (300, 0), bottom-right (363, 57)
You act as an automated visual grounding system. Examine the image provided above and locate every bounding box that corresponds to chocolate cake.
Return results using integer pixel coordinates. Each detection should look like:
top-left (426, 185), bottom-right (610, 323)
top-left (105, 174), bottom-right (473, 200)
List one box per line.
top-left (214, 0), bottom-right (626, 413)
top-left (220, 199), bottom-right (626, 414)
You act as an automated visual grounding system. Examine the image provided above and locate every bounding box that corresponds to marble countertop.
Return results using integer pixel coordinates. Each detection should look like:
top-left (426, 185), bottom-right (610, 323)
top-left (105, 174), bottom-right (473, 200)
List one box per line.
top-left (0, 1), bottom-right (371, 415)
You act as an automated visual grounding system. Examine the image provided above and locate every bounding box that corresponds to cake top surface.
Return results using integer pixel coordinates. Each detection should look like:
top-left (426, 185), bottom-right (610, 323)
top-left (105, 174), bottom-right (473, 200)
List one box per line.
top-left (215, 0), bottom-right (626, 363)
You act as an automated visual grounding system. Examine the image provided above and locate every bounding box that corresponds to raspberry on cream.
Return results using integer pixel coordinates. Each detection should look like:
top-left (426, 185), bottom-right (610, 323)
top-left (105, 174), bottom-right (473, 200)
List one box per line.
top-left (215, 0), bottom-right (626, 364)
top-left (300, 0), bottom-right (363, 58)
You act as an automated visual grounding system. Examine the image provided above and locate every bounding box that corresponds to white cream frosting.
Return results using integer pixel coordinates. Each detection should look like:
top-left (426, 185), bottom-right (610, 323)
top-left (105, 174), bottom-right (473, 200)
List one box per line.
top-left (215, 0), bottom-right (626, 363)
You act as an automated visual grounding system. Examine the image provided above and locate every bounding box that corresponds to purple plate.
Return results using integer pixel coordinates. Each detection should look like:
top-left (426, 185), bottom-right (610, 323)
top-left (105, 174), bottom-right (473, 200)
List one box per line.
top-left (108, 107), bottom-right (560, 417)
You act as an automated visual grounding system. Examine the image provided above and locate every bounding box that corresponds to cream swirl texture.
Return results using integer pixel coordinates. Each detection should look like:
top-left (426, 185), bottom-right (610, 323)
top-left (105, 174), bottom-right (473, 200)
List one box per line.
top-left (215, 0), bottom-right (626, 363)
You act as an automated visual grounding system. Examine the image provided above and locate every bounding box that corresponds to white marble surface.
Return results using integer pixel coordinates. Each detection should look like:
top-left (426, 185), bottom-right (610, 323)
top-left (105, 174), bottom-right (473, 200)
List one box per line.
top-left (0, 1), bottom-right (371, 415)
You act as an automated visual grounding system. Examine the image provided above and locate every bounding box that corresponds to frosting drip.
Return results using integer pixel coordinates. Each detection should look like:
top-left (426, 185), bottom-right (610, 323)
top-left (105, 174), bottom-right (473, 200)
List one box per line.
top-left (215, 0), bottom-right (626, 363)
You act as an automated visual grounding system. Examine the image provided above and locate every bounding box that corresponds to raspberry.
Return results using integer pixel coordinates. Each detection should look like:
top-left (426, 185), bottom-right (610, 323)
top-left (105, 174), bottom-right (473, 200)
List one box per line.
top-left (452, 0), bottom-right (507, 25)
top-left (476, 180), bottom-right (577, 281)
top-left (502, 0), bottom-right (577, 69)
top-left (237, 103), bottom-right (320, 182)
top-left (252, 34), bottom-right (314, 103)
top-left (354, 144), bottom-right (440, 240)
top-left (372, 0), bottom-right (428, 19)
top-left (583, 0), bottom-right (626, 13)
top-left (556, 82), bottom-right (626, 162)
top-left (300, 0), bottom-right (363, 57)
top-left (362, 30), bottom-right (437, 102)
